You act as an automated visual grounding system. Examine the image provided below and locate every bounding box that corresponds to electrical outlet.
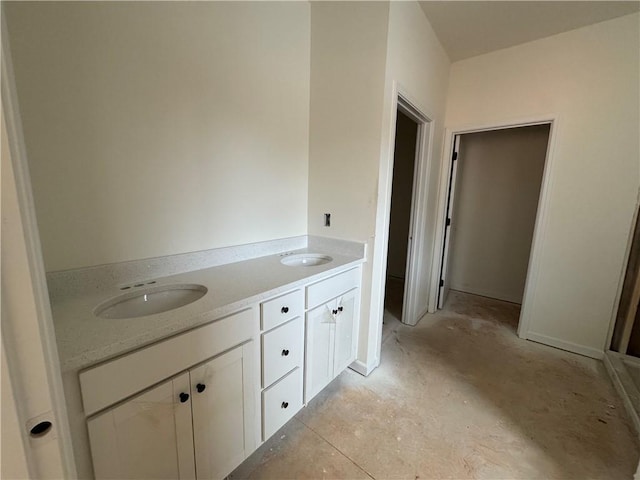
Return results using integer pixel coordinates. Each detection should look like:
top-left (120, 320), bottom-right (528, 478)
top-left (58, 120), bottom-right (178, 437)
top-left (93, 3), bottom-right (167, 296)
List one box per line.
top-left (324, 213), bottom-right (331, 227)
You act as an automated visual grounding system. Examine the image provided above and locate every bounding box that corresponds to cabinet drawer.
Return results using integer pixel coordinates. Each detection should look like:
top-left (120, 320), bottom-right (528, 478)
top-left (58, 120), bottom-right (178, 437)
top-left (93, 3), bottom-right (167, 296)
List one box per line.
top-left (261, 289), bottom-right (304, 331)
top-left (262, 317), bottom-right (304, 388)
top-left (262, 367), bottom-right (303, 440)
top-left (306, 267), bottom-right (360, 309)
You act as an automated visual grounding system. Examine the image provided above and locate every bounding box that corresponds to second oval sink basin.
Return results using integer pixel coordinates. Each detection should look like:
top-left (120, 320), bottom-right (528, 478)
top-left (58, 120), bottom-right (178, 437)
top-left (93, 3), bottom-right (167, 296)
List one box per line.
top-left (95, 284), bottom-right (207, 319)
top-left (280, 254), bottom-right (333, 267)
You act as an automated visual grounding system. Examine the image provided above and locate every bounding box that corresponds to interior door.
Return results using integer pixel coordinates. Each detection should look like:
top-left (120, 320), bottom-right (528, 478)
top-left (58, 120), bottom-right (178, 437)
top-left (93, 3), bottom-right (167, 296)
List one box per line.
top-left (401, 119), bottom-right (424, 325)
top-left (438, 135), bottom-right (461, 309)
top-left (1, 57), bottom-right (74, 477)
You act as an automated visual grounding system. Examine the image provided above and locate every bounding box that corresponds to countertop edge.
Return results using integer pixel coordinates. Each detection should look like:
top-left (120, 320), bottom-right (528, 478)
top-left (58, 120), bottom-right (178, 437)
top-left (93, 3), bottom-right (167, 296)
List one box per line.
top-left (57, 254), bottom-right (365, 373)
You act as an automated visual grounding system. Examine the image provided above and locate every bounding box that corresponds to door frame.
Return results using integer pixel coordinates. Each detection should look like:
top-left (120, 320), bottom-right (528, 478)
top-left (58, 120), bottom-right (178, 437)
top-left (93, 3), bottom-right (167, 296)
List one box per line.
top-left (429, 114), bottom-right (559, 341)
top-left (364, 81), bottom-right (434, 374)
top-left (396, 96), bottom-right (432, 326)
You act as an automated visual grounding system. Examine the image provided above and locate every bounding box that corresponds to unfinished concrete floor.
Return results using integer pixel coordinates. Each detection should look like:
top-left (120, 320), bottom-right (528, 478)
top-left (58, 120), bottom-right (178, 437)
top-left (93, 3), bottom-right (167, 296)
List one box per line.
top-left (230, 290), bottom-right (639, 479)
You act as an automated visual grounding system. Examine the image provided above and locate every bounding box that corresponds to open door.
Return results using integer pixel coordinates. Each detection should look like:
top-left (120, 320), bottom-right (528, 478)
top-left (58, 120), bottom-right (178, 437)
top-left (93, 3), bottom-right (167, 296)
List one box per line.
top-left (1, 25), bottom-right (76, 477)
top-left (401, 120), bottom-right (426, 325)
top-left (437, 135), bottom-right (461, 309)
top-left (384, 96), bottom-right (432, 327)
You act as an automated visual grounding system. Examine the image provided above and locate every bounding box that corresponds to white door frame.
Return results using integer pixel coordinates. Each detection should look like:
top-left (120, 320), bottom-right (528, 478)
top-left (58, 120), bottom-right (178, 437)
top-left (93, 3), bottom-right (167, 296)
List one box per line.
top-left (1, 17), bottom-right (77, 478)
top-left (397, 96), bottom-right (432, 325)
top-left (429, 114), bottom-right (559, 341)
top-left (365, 81), bottom-right (434, 374)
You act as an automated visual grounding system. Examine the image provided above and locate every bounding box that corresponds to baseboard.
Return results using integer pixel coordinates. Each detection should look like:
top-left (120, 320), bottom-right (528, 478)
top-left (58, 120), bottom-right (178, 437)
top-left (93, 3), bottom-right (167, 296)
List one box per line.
top-left (349, 358), bottom-right (378, 377)
top-left (449, 284), bottom-right (522, 305)
top-left (386, 274), bottom-right (405, 281)
top-left (525, 332), bottom-right (604, 359)
top-left (603, 351), bottom-right (640, 438)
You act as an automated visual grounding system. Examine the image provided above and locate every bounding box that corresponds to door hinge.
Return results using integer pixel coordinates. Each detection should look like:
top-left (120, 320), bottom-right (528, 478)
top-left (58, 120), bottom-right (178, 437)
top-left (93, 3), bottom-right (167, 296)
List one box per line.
top-left (439, 279), bottom-right (444, 287)
top-left (452, 151), bottom-right (458, 161)
top-left (446, 218), bottom-right (451, 227)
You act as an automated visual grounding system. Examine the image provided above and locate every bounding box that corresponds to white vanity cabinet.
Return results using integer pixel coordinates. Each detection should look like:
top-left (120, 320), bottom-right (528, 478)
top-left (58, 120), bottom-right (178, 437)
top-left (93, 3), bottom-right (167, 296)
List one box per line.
top-left (305, 268), bottom-right (361, 403)
top-left (259, 289), bottom-right (305, 440)
top-left (79, 262), bottom-right (364, 479)
top-left (82, 309), bottom-right (259, 480)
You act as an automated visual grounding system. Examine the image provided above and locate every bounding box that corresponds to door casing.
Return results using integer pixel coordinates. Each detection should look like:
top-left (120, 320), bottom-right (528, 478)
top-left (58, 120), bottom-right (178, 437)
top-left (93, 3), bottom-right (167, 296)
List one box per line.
top-left (366, 81), bottom-right (434, 375)
top-left (396, 99), bottom-right (431, 326)
top-left (429, 115), bottom-right (558, 341)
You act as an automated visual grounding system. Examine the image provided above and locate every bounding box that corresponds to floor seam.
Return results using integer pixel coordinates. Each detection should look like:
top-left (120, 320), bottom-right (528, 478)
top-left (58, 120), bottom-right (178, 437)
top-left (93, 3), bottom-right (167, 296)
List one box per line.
top-left (296, 416), bottom-right (377, 480)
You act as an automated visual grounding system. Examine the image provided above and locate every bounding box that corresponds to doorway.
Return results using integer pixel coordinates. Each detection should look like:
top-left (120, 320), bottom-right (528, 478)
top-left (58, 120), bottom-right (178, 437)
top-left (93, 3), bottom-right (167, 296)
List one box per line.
top-left (377, 94), bottom-right (432, 334)
top-left (436, 123), bottom-right (552, 331)
top-left (384, 110), bottom-right (419, 323)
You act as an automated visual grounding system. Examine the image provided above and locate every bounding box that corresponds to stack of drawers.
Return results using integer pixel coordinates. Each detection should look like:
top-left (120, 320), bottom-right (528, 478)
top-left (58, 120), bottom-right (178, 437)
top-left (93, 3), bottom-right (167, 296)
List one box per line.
top-left (259, 289), bottom-right (305, 440)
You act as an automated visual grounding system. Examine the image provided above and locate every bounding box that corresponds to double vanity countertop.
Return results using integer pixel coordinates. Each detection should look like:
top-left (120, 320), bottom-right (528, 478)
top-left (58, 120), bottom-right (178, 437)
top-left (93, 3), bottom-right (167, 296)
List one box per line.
top-left (49, 237), bottom-right (365, 373)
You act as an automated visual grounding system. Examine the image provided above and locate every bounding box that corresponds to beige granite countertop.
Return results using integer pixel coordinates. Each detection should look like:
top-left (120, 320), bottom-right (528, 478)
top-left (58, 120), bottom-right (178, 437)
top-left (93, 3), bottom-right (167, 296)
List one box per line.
top-left (51, 241), bottom-right (364, 373)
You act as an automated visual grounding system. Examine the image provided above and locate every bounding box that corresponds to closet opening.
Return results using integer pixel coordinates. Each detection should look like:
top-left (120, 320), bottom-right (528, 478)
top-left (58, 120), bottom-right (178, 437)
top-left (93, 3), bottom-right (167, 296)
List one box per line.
top-left (436, 123), bottom-right (552, 332)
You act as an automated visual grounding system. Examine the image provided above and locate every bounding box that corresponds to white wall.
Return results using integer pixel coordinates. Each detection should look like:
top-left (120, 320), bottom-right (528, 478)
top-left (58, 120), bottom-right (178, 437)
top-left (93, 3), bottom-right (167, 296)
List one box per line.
top-left (382, 0), bottom-right (451, 312)
top-left (445, 13), bottom-right (640, 357)
top-left (449, 125), bottom-right (549, 304)
top-left (307, 2), bottom-right (389, 241)
top-left (386, 111), bottom-right (417, 279)
top-left (367, 1), bottom-right (451, 366)
top-left (5, 2), bottom-right (310, 272)
top-left (307, 1), bottom-right (390, 373)
top-left (308, 1), bottom-right (451, 372)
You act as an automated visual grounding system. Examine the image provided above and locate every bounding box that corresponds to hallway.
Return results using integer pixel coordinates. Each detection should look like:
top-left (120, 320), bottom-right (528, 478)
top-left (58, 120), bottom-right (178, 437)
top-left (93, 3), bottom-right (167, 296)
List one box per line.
top-left (231, 291), bottom-right (638, 479)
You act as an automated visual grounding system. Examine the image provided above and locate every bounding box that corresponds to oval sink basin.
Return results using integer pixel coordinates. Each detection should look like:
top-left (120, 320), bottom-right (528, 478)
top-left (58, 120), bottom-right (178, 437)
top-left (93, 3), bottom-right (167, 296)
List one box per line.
top-left (95, 284), bottom-right (207, 319)
top-left (280, 254), bottom-right (333, 267)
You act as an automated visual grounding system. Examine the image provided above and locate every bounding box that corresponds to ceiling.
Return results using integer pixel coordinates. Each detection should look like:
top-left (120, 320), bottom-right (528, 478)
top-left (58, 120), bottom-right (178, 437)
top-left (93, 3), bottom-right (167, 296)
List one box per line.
top-left (419, 1), bottom-right (640, 61)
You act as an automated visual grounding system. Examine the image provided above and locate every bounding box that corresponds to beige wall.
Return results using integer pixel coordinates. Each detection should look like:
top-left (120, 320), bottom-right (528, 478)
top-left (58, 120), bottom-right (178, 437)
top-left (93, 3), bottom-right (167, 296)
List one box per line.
top-left (386, 111), bottom-right (417, 279)
top-left (5, 2), bottom-right (310, 272)
top-left (445, 13), bottom-right (640, 356)
top-left (449, 125), bottom-right (549, 304)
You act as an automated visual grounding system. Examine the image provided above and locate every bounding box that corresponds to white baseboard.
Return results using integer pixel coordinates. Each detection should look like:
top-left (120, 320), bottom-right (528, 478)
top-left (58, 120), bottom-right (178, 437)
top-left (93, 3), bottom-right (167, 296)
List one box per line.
top-left (449, 285), bottom-right (522, 305)
top-left (525, 332), bottom-right (604, 359)
top-left (349, 358), bottom-right (378, 377)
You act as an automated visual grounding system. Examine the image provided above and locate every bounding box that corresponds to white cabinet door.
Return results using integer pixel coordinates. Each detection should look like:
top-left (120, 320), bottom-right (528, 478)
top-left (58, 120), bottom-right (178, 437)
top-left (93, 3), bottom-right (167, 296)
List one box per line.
top-left (305, 300), bottom-right (335, 403)
top-left (87, 373), bottom-right (195, 480)
top-left (334, 289), bottom-right (359, 375)
top-left (190, 342), bottom-right (256, 480)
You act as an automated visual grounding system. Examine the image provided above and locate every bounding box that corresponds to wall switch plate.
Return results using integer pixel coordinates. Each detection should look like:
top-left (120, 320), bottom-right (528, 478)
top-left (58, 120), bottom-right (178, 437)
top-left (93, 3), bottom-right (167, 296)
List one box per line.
top-left (324, 213), bottom-right (331, 227)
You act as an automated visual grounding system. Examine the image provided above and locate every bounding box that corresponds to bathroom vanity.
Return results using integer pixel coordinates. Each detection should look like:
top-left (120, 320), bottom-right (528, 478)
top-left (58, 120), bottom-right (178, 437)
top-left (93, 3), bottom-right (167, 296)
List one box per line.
top-left (48, 237), bottom-right (364, 479)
